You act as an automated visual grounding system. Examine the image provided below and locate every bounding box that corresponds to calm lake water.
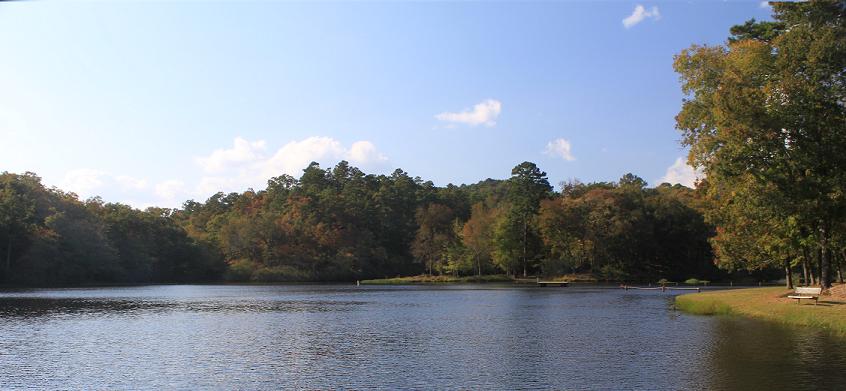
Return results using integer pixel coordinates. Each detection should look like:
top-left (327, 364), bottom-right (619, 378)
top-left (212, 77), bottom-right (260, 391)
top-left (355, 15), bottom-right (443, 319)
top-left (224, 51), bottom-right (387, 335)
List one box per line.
top-left (1, 284), bottom-right (845, 390)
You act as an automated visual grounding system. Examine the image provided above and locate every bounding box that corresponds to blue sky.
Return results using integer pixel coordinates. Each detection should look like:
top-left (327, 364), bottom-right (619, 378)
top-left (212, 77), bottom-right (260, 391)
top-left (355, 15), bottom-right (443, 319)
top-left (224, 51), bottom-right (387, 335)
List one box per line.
top-left (0, 1), bottom-right (773, 208)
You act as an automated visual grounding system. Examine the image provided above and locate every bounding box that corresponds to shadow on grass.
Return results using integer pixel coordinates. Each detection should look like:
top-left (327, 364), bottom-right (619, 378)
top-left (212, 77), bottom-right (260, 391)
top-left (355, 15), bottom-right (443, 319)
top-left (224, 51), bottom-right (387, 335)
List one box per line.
top-left (815, 301), bottom-right (846, 306)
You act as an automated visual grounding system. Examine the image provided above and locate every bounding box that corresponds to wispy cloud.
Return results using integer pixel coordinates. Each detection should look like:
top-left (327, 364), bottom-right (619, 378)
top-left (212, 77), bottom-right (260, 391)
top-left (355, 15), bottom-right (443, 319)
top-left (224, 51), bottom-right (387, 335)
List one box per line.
top-left (435, 99), bottom-right (502, 127)
top-left (660, 157), bottom-right (701, 188)
top-left (115, 175), bottom-right (148, 191)
top-left (60, 169), bottom-right (107, 196)
top-left (59, 170), bottom-right (151, 207)
top-left (759, 1), bottom-right (771, 9)
top-left (623, 5), bottom-right (660, 29)
top-left (194, 136), bottom-right (389, 196)
top-left (543, 138), bottom-right (575, 161)
top-left (56, 136), bottom-right (389, 209)
top-left (154, 179), bottom-right (186, 201)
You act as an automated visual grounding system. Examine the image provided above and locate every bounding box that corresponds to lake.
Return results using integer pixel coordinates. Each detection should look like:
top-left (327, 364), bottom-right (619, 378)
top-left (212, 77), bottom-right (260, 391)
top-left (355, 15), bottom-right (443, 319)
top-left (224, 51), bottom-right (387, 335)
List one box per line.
top-left (1, 284), bottom-right (845, 390)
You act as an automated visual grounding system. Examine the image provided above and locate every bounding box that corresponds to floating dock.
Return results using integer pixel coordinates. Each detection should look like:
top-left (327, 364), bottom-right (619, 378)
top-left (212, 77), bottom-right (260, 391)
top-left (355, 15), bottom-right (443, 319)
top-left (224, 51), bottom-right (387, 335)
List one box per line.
top-left (621, 285), bottom-right (701, 292)
top-left (537, 281), bottom-right (569, 287)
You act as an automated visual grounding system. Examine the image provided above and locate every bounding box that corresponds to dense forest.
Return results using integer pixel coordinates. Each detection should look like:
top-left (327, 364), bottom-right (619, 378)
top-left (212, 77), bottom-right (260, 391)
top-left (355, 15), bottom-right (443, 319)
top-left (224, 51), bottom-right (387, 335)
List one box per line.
top-left (0, 163), bottom-right (721, 285)
top-left (0, 172), bottom-right (224, 285)
top-left (1, 1), bottom-right (843, 287)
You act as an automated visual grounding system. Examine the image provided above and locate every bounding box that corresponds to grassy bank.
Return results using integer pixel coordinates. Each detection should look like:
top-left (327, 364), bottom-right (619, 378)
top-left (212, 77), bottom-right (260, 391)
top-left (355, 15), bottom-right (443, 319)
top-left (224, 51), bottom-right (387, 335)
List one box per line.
top-left (360, 274), bottom-right (514, 285)
top-left (676, 287), bottom-right (846, 336)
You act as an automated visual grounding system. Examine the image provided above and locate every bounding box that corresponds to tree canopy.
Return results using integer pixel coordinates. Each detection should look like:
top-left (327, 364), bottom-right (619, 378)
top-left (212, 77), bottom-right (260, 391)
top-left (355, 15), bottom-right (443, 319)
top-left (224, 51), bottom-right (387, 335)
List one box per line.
top-left (674, 0), bottom-right (846, 287)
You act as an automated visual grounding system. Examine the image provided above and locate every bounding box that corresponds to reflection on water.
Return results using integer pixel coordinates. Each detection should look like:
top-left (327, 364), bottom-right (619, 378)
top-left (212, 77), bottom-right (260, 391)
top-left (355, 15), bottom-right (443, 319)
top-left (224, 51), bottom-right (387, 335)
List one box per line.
top-left (0, 297), bottom-right (367, 317)
top-left (0, 285), bottom-right (843, 390)
top-left (708, 316), bottom-right (846, 390)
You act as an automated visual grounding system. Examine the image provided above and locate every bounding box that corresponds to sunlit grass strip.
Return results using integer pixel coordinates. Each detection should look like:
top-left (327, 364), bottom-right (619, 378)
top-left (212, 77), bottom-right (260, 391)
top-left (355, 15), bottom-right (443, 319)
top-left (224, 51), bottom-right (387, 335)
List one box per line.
top-left (675, 294), bottom-right (734, 315)
top-left (676, 287), bottom-right (846, 337)
top-left (360, 274), bottom-right (513, 285)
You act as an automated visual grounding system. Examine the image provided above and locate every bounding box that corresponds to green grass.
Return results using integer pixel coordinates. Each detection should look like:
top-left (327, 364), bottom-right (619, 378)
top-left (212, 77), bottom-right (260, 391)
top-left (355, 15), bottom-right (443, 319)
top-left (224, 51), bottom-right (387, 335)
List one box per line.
top-left (360, 274), bottom-right (514, 285)
top-left (675, 294), bottom-right (734, 315)
top-left (676, 287), bottom-right (846, 336)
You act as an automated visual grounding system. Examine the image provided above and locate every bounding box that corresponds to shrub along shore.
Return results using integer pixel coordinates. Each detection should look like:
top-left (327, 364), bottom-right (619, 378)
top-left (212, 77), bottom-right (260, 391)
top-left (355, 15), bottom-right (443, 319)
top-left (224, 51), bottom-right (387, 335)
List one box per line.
top-left (675, 287), bottom-right (846, 337)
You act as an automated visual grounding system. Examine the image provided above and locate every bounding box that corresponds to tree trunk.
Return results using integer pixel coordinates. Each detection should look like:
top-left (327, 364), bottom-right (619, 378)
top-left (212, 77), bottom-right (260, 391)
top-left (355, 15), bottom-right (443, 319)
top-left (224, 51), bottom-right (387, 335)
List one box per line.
top-left (802, 256), bottom-right (809, 286)
top-left (522, 217), bottom-right (528, 278)
top-left (784, 259), bottom-right (793, 289)
top-left (812, 255), bottom-right (818, 286)
top-left (4, 236), bottom-right (10, 280)
top-left (810, 247), bottom-right (819, 286)
top-left (820, 225), bottom-right (831, 288)
top-left (802, 248), bottom-right (813, 286)
top-left (476, 256), bottom-right (481, 277)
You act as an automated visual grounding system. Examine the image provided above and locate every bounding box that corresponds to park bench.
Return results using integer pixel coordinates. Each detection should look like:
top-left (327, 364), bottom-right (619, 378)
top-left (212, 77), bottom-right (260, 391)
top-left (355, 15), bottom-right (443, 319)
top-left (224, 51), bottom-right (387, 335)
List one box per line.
top-left (787, 286), bottom-right (822, 305)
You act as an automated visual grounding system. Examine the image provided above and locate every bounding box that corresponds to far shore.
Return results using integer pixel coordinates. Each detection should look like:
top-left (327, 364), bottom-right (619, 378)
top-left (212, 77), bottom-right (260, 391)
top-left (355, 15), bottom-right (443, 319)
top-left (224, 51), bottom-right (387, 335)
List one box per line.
top-left (358, 273), bottom-right (604, 285)
top-left (0, 276), bottom-right (780, 289)
top-left (676, 285), bottom-right (846, 337)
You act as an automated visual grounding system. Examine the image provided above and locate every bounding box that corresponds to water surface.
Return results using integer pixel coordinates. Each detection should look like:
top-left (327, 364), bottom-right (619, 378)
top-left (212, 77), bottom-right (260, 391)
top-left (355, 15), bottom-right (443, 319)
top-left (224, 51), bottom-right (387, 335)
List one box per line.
top-left (1, 285), bottom-right (844, 390)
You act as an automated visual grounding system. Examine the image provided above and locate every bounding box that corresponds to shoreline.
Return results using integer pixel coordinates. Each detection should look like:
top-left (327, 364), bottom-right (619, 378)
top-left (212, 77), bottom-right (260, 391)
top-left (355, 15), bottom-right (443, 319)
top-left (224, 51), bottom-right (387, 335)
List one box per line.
top-left (359, 274), bottom-right (514, 285)
top-left (358, 273), bottom-right (604, 285)
top-left (675, 286), bottom-right (846, 337)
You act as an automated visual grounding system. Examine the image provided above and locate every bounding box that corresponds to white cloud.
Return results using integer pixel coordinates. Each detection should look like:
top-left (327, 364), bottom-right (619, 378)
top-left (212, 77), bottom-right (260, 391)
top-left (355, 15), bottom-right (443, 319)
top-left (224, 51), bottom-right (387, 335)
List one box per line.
top-left (759, 1), bottom-right (770, 9)
top-left (435, 99), bottom-right (502, 127)
top-left (154, 179), bottom-right (186, 200)
top-left (348, 141), bottom-right (388, 165)
top-left (196, 137), bottom-right (267, 173)
top-left (623, 5), bottom-right (660, 29)
top-left (543, 138), bottom-right (575, 161)
top-left (660, 157), bottom-right (701, 188)
top-left (262, 136), bottom-right (347, 178)
top-left (115, 175), bottom-right (148, 191)
top-left (61, 169), bottom-right (106, 197)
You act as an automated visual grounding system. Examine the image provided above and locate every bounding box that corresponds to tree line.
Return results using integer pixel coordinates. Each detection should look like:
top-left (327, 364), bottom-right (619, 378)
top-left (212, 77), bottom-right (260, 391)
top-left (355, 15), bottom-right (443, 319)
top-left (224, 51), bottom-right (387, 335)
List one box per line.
top-left (0, 162), bottom-right (723, 285)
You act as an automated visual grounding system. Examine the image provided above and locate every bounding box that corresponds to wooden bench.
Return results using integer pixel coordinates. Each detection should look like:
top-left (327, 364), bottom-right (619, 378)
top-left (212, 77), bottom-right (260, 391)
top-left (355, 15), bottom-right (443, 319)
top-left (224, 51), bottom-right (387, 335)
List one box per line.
top-left (787, 287), bottom-right (822, 305)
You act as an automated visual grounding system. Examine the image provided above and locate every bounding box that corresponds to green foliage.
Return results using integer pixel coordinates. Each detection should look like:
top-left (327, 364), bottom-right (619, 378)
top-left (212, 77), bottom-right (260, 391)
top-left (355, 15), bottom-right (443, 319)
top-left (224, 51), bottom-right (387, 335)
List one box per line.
top-left (251, 265), bottom-right (310, 282)
top-left (224, 259), bottom-right (260, 281)
top-left (411, 203), bottom-right (459, 275)
top-left (539, 177), bottom-right (717, 281)
top-left (675, 294), bottom-right (734, 316)
top-left (728, 18), bottom-right (785, 43)
top-left (501, 162), bottom-right (552, 277)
